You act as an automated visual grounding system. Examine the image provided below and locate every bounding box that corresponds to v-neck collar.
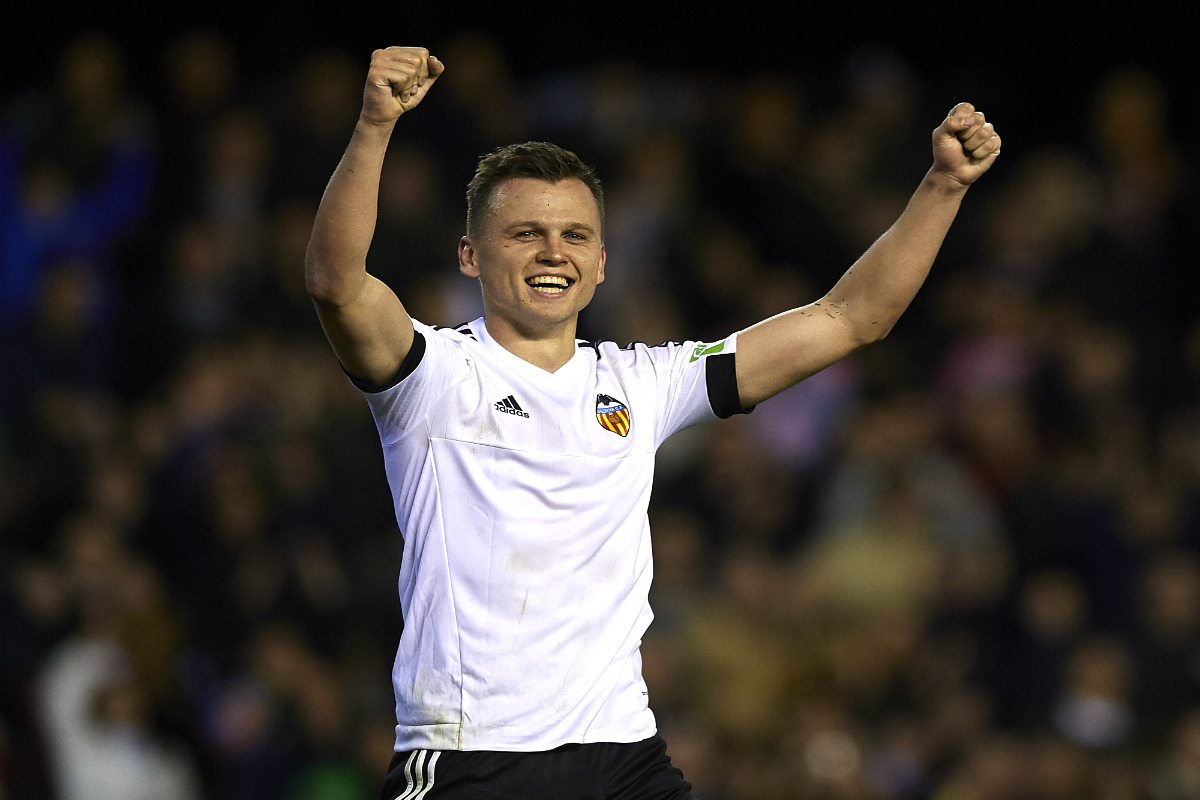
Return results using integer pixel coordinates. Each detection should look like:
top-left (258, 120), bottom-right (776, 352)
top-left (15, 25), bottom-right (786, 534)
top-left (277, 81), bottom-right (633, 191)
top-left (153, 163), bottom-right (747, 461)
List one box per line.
top-left (472, 317), bottom-right (591, 385)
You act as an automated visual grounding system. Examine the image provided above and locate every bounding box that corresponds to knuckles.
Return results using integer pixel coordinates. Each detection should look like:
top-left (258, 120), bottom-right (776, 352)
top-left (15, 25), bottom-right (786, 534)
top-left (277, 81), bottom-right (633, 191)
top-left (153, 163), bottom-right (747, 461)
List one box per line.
top-left (369, 47), bottom-right (429, 74)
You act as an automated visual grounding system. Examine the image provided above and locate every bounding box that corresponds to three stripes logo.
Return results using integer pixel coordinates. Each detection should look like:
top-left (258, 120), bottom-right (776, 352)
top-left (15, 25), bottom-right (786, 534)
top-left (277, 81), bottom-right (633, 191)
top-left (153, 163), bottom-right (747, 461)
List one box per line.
top-left (596, 393), bottom-right (631, 437)
top-left (494, 395), bottom-right (530, 418)
top-left (392, 749), bottom-right (439, 800)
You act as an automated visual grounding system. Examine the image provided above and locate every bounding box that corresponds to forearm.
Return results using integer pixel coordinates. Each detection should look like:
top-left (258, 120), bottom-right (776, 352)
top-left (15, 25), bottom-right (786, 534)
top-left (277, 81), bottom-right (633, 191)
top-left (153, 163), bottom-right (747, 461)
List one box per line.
top-left (304, 119), bottom-right (396, 305)
top-left (735, 105), bottom-right (998, 408)
top-left (824, 169), bottom-right (969, 345)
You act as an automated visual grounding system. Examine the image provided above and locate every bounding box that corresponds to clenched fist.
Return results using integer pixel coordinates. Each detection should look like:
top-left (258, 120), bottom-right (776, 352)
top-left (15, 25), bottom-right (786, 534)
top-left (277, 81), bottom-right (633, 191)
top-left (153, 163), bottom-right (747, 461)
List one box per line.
top-left (931, 102), bottom-right (1001, 187)
top-left (360, 46), bottom-right (444, 127)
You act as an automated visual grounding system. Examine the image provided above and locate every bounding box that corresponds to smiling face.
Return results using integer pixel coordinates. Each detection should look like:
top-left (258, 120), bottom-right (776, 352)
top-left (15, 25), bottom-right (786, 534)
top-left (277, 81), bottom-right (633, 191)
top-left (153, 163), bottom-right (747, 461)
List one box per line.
top-left (459, 177), bottom-right (606, 343)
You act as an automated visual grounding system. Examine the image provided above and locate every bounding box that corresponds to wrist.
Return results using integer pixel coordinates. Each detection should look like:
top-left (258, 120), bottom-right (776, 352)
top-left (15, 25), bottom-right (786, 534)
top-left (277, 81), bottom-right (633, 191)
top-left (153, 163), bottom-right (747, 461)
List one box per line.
top-left (922, 167), bottom-right (972, 197)
top-left (354, 115), bottom-right (398, 142)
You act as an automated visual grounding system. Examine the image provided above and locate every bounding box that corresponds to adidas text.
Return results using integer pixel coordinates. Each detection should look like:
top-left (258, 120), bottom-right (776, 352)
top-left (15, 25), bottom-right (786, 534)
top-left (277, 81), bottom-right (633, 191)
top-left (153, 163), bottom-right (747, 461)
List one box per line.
top-left (494, 395), bottom-right (530, 418)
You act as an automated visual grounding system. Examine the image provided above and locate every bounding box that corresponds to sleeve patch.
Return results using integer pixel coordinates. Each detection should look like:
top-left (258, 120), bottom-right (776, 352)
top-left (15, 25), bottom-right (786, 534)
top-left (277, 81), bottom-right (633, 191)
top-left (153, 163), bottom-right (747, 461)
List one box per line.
top-left (689, 340), bottom-right (727, 362)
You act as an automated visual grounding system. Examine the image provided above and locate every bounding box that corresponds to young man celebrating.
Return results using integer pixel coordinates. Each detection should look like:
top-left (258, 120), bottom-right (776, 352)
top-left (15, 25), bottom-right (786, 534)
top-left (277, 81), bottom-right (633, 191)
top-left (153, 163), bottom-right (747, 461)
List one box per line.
top-left (305, 46), bottom-right (1000, 799)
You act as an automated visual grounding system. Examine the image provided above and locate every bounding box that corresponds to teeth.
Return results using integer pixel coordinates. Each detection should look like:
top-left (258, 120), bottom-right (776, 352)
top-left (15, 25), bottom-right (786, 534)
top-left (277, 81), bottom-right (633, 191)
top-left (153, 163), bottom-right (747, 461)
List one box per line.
top-left (527, 276), bottom-right (570, 292)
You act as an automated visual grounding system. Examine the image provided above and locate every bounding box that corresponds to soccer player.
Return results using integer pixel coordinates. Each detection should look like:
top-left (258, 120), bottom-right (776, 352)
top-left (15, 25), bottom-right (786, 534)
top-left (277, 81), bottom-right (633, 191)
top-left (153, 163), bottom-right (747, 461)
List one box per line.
top-left (305, 46), bottom-right (1001, 799)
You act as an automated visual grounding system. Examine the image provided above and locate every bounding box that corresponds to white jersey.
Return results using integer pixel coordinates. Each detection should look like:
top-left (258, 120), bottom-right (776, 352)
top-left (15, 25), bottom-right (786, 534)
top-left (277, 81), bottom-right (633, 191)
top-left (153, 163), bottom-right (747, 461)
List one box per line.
top-left (354, 317), bottom-right (747, 753)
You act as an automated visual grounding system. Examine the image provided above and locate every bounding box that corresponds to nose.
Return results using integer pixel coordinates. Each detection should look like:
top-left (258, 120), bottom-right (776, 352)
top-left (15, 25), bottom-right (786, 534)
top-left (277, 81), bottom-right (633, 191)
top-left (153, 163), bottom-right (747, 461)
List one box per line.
top-left (537, 235), bottom-right (567, 264)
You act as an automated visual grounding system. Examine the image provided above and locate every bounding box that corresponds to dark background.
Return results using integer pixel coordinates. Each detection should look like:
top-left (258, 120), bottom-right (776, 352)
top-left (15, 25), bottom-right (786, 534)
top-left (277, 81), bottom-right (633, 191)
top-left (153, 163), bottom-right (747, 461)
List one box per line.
top-left (4, 10), bottom-right (1200, 800)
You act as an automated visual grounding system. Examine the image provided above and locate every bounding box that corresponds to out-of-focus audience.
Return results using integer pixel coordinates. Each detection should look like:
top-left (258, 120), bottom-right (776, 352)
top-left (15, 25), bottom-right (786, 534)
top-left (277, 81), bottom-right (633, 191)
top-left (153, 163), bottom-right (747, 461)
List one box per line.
top-left (2, 30), bottom-right (1197, 800)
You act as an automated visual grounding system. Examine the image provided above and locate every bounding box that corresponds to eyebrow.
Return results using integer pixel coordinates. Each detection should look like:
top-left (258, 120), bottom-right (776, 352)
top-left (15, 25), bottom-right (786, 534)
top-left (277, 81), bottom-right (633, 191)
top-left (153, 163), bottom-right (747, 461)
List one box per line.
top-left (502, 221), bottom-right (599, 235)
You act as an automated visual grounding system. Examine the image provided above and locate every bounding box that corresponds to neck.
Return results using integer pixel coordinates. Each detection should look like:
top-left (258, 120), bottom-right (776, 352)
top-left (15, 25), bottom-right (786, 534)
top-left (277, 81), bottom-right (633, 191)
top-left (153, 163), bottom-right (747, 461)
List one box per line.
top-left (484, 315), bottom-right (579, 373)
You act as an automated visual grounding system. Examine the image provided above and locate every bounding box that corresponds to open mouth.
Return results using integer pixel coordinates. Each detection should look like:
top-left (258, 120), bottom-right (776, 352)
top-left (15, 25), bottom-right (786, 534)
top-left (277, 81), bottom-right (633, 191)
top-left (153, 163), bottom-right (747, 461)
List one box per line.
top-left (525, 276), bottom-right (574, 294)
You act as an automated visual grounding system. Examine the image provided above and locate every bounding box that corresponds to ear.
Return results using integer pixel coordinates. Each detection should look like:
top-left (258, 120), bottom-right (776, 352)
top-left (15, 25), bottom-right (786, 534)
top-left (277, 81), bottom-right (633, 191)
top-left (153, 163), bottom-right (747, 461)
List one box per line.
top-left (596, 245), bottom-right (606, 285)
top-left (458, 237), bottom-right (480, 278)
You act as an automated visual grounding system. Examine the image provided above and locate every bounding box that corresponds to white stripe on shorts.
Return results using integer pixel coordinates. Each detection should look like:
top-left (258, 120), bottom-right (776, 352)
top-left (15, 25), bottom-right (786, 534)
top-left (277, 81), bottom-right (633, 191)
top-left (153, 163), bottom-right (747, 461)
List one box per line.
top-left (414, 752), bottom-right (439, 799)
top-left (394, 750), bottom-right (439, 800)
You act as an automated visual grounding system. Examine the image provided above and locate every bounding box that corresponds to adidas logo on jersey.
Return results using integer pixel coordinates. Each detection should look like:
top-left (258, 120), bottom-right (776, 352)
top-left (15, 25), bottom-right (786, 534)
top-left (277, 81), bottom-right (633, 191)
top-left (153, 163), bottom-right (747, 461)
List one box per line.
top-left (494, 395), bottom-right (530, 418)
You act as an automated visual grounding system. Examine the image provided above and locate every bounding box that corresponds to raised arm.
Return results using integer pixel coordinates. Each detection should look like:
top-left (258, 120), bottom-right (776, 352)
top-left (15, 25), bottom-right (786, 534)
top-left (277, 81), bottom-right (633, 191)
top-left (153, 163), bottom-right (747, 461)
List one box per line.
top-left (305, 47), bottom-right (443, 386)
top-left (734, 103), bottom-right (1001, 408)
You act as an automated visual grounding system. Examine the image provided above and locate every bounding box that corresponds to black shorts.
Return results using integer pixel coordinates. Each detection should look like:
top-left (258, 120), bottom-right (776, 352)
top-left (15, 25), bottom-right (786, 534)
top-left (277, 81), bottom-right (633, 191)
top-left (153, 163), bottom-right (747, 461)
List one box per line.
top-left (379, 734), bottom-right (694, 800)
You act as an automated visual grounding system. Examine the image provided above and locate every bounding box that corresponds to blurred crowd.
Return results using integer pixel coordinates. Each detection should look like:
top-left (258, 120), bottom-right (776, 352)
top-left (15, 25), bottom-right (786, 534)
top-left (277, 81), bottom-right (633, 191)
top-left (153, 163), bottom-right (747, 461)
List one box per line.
top-left (2, 28), bottom-right (1199, 800)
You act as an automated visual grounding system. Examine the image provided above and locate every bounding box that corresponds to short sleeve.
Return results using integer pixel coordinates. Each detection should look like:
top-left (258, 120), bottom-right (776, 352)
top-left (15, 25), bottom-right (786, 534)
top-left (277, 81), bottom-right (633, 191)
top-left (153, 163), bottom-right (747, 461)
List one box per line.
top-left (353, 320), bottom-right (471, 445)
top-left (635, 332), bottom-right (752, 447)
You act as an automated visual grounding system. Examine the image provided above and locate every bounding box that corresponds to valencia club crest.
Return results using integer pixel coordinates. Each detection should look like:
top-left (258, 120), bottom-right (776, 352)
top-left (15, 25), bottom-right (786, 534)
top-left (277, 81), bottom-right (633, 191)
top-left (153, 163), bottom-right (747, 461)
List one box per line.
top-left (596, 393), bottom-right (631, 437)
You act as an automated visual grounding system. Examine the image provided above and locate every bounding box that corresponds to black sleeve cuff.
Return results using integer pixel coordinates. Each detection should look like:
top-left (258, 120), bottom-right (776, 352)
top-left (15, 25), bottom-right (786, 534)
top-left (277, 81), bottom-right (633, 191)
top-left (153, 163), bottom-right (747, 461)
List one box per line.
top-left (344, 331), bottom-right (427, 393)
top-left (705, 351), bottom-right (754, 419)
